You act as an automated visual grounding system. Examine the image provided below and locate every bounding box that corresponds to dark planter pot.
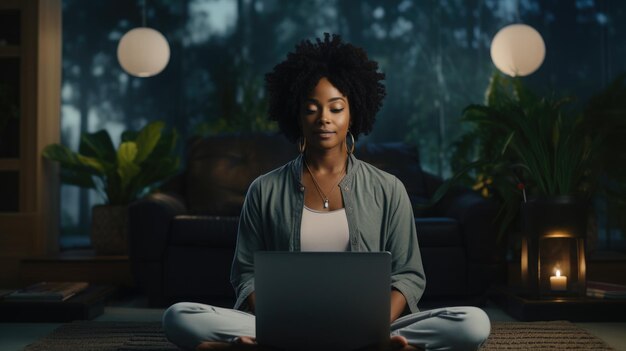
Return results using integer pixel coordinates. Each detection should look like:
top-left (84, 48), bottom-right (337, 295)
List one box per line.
top-left (521, 196), bottom-right (589, 234)
top-left (91, 205), bottom-right (129, 255)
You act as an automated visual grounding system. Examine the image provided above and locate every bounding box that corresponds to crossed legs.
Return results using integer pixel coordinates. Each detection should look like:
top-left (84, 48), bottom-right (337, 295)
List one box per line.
top-left (163, 302), bottom-right (490, 351)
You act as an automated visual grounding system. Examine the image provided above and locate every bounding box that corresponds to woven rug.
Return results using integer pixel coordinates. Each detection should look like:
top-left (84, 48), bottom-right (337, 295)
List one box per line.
top-left (24, 320), bottom-right (615, 351)
top-left (481, 321), bottom-right (615, 350)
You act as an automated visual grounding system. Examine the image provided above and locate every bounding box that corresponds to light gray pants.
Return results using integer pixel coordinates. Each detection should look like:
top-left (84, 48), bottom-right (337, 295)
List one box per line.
top-left (163, 303), bottom-right (491, 351)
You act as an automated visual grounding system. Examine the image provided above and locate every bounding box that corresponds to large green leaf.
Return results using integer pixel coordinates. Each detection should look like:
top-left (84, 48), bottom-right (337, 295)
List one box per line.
top-left (79, 130), bottom-right (116, 166)
top-left (134, 121), bottom-right (164, 164)
top-left (43, 144), bottom-right (82, 168)
top-left (117, 141), bottom-right (140, 190)
top-left (77, 154), bottom-right (107, 174)
top-left (126, 155), bottom-right (180, 200)
top-left (43, 144), bottom-right (102, 175)
top-left (143, 129), bottom-right (178, 165)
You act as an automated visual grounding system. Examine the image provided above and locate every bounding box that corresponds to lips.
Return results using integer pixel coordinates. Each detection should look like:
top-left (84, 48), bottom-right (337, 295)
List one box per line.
top-left (314, 130), bottom-right (336, 135)
top-left (313, 130), bottom-right (336, 139)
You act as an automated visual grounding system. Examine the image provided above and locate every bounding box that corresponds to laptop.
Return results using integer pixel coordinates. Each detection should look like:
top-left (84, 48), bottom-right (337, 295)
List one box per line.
top-left (254, 252), bottom-right (391, 351)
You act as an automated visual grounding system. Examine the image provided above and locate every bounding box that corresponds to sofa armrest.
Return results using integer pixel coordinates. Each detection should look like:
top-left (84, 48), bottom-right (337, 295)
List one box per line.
top-left (438, 190), bottom-right (502, 264)
top-left (128, 192), bottom-right (187, 261)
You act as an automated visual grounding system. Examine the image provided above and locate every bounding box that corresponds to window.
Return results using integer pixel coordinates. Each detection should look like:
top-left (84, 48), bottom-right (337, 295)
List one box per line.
top-left (60, 0), bottom-right (626, 253)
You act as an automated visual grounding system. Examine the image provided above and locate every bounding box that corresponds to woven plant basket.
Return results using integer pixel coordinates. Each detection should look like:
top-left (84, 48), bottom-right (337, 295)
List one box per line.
top-left (91, 205), bottom-right (129, 255)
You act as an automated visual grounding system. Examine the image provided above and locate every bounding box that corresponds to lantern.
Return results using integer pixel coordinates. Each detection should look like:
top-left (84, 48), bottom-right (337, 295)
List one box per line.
top-left (520, 196), bottom-right (587, 298)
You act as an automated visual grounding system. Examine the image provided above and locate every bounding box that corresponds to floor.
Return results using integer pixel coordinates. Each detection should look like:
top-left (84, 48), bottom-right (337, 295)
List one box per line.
top-left (1, 295), bottom-right (625, 351)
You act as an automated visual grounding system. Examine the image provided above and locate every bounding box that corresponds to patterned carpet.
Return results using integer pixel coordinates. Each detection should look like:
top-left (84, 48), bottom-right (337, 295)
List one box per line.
top-left (481, 321), bottom-right (615, 350)
top-left (23, 320), bottom-right (615, 351)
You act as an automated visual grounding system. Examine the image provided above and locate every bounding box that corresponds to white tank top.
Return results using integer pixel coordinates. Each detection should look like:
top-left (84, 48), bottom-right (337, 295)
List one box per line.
top-left (300, 206), bottom-right (350, 252)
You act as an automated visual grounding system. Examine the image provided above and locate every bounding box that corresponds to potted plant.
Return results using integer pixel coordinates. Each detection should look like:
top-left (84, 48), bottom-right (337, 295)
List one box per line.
top-left (437, 72), bottom-right (626, 248)
top-left (43, 120), bottom-right (180, 254)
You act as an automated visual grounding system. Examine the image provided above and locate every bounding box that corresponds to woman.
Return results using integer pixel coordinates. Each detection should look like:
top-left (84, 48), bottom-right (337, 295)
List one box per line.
top-left (163, 33), bottom-right (491, 351)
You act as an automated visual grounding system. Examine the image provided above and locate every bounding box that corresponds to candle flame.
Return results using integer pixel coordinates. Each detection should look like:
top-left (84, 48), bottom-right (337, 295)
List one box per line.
top-left (556, 269), bottom-right (561, 277)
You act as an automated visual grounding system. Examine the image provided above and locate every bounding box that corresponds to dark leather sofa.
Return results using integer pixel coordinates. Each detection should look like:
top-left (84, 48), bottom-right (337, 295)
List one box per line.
top-left (128, 132), bottom-right (502, 307)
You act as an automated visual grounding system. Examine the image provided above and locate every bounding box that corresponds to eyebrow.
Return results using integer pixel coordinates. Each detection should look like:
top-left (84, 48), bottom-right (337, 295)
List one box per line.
top-left (305, 97), bottom-right (347, 104)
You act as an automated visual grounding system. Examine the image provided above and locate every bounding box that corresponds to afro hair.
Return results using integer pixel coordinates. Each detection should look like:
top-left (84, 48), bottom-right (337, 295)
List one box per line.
top-left (265, 33), bottom-right (386, 143)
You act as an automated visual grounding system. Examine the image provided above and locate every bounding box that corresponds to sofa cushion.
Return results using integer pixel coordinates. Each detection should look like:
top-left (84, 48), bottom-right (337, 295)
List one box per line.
top-left (356, 142), bottom-right (428, 199)
top-left (415, 218), bottom-right (462, 246)
top-left (170, 216), bottom-right (239, 247)
top-left (185, 133), bottom-right (297, 215)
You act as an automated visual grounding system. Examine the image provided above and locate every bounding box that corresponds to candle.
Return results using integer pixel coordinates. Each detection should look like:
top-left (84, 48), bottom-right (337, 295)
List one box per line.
top-left (550, 269), bottom-right (567, 291)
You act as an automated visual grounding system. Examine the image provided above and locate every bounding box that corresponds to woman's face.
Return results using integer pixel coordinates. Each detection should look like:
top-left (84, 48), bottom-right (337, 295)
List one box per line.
top-left (300, 77), bottom-right (351, 153)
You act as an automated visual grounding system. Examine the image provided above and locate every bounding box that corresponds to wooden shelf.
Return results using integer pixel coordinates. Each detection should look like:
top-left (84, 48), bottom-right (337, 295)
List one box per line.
top-left (0, 284), bottom-right (117, 322)
top-left (20, 250), bottom-right (134, 287)
top-left (0, 0), bottom-right (62, 288)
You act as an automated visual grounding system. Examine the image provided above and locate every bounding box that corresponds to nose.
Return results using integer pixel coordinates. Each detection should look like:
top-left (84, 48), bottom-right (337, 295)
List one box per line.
top-left (318, 109), bottom-right (331, 124)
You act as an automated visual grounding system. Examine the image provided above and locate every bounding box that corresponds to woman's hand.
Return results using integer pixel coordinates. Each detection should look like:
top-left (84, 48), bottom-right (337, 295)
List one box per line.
top-left (390, 335), bottom-right (422, 350)
top-left (234, 336), bottom-right (257, 345)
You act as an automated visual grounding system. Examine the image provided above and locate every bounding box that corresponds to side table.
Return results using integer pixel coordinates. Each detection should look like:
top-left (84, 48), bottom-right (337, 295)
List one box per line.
top-left (490, 286), bottom-right (626, 322)
top-left (0, 285), bottom-right (117, 322)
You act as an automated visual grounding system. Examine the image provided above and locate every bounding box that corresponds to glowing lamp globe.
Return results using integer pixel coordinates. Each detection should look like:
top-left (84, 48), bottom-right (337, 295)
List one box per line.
top-left (117, 27), bottom-right (170, 77)
top-left (490, 24), bottom-right (545, 77)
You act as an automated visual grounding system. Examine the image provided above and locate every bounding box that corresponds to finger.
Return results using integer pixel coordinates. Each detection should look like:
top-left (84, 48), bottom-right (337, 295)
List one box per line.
top-left (390, 335), bottom-right (408, 349)
top-left (238, 336), bottom-right (257, 344)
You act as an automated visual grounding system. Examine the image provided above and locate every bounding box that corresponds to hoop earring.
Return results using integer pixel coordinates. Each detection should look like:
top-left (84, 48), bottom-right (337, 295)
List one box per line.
top-left (346, 131), bottom-right (355, 154)
top-left (298, 137), bottom-right (306, 154)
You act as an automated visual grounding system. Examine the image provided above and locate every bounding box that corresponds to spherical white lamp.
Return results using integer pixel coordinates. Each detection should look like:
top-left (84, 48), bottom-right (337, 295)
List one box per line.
top-left (117, 27), bottom-right (170, 78)
top-left (490, 24), bottom-right (545, 77)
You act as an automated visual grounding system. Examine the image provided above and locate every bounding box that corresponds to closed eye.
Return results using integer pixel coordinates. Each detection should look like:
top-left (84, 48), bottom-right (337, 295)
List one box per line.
top-left (331, 108), bottom-right (344, 113)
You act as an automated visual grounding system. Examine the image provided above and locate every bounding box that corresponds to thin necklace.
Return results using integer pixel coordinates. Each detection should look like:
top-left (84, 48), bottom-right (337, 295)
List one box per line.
top-left (304, 158), bottom-right (347, 209)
